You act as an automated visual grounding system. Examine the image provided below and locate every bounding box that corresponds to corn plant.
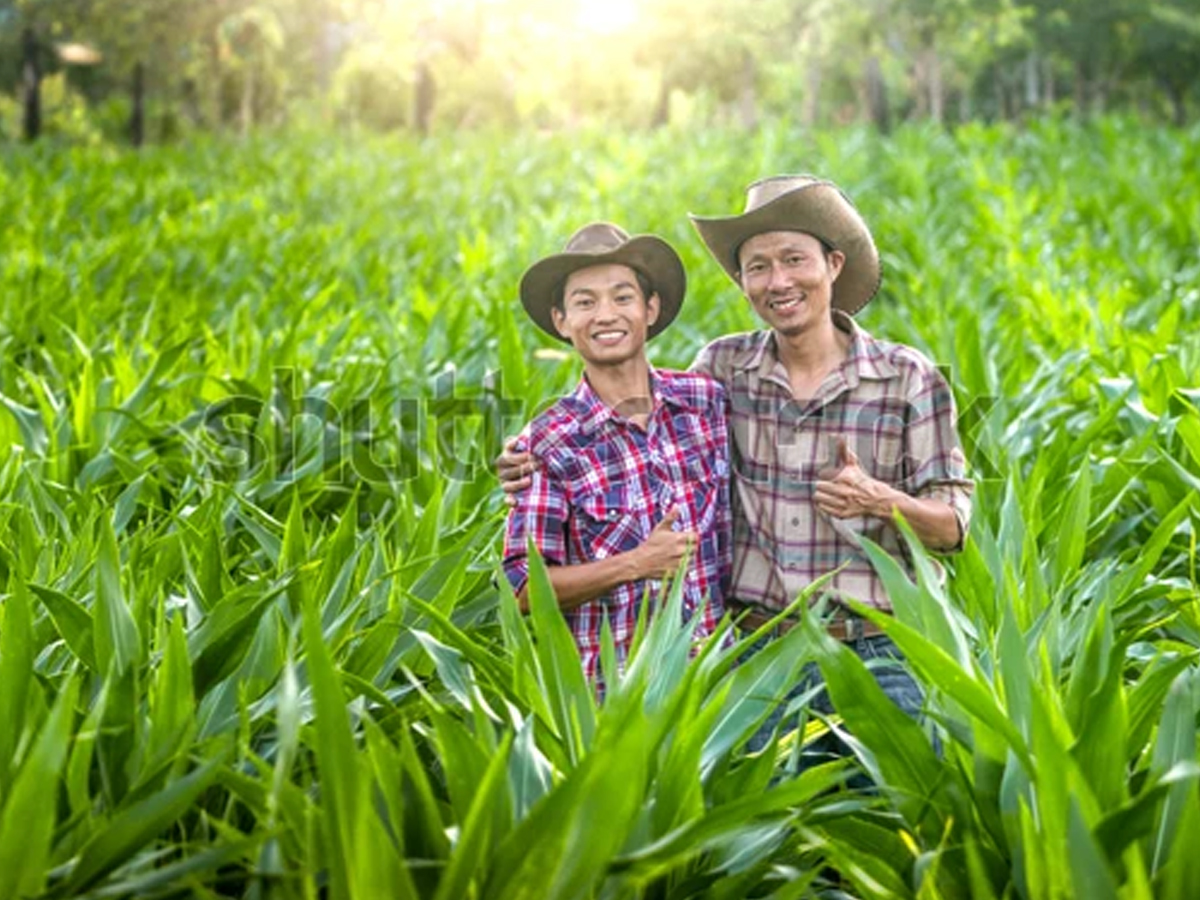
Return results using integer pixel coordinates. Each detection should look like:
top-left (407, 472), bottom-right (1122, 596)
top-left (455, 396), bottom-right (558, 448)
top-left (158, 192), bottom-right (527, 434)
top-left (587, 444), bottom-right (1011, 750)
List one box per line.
top-left (0, 116), bottom-right (1197, 897)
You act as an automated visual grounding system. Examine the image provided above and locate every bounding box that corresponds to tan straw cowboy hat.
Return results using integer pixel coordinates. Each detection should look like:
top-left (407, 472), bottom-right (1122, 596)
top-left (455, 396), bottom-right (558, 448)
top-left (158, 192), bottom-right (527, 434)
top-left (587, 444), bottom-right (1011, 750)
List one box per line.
top-left (690, 175), bottom-right (881, 314)
top-left (519, 222), bottom-right (686, 342)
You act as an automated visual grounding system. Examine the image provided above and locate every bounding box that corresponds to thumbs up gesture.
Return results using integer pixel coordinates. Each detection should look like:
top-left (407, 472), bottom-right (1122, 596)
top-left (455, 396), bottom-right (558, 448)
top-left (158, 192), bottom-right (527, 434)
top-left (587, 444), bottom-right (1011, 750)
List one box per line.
top-left (814, 436), bottom-right (890, 520)
top-left (633, 506), bottom-right (698, 579)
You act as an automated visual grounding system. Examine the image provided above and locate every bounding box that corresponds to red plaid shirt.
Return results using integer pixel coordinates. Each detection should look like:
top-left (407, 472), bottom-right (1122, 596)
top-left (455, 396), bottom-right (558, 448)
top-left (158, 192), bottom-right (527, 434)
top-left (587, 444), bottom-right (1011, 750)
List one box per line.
top-left (503, 369), bottom-right (731, 687)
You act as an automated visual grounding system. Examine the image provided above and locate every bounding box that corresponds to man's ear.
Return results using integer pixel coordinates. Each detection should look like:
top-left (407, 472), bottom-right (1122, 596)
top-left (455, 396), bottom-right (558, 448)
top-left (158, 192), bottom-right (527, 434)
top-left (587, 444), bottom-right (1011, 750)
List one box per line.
top-left (551, 306), bottom-right (569, 339)
top-left (828, 249), bottom-right (846, 282)
top-left (736, 271), bottom-right (753, 300)
top-left (647, 292), bottom-right (661, 327)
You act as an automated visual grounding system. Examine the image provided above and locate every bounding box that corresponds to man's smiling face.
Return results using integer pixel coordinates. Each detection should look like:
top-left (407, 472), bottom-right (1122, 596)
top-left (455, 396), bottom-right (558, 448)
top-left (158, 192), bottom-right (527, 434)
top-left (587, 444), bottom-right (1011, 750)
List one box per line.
top-left (737, 231), bottom-right (844, 338)
top-left (552, 263), bottom-right (659, 366)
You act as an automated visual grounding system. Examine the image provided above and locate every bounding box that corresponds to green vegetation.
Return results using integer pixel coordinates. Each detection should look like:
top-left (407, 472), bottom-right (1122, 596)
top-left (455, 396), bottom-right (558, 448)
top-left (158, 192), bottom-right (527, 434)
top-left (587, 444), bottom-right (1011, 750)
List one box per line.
top-left (0, 117), bottom-right (1198, 897)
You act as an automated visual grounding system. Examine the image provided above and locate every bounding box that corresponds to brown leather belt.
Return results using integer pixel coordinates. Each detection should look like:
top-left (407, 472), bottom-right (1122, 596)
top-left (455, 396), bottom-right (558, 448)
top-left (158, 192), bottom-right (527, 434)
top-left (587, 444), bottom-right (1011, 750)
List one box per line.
top-left (735, 605), bottom-right (886, 642)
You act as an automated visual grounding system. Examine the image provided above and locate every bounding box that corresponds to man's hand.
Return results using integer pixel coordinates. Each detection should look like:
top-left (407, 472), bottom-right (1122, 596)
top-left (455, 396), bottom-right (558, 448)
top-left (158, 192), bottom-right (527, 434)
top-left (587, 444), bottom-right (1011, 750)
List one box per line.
top-left (814, 436), bottom-right (896, 520)
top-left (632, 507), bottom-right (697, 579)
top-left (496, 435), bottom-right (537, 505)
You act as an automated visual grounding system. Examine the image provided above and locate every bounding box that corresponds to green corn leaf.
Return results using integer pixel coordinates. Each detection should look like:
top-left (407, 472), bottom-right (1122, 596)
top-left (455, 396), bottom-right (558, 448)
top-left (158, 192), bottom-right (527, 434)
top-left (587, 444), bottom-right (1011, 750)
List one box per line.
top-left (0, 579), bottom-right (35, 795)
top-left (845, 600), bottom-right (1035, 774)
top-left (300, 594), bottom-right (358, 900)
top-left (94, 515), bottom-right (142, 677)
top-left (509, 713), bottom-right (555, 821)
top-left (31, 583), bottom-right (98, 672)
top-left (524, 540), bottom-right (595, 762)
top-left (1095, 761), bottom-right (1200, 862)
top-left (1054, 464), bottom-right (1092, 587)
top-left (58, 755), bottom-right (225, 895)
top-left (1151, 669), bottom-right (1200, 874)
top-left (810, 627), bottom-right (948, 830)
top-left (1067, 798), bottom-right (1119, 900)
top-left (433, 733), bottom-right (514, 900)
top-left (0, 676), bottom-right (78, 900)
top-left (147, 614), bottom-right (196, 766)
top-left (1160, 781), bottom-right (1200, 900)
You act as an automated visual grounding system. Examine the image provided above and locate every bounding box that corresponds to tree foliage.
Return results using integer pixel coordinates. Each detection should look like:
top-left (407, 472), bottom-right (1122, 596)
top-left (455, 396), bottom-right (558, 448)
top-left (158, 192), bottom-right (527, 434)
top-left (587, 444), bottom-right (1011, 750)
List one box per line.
top-left (1, 0), bottom-right (1197, 136)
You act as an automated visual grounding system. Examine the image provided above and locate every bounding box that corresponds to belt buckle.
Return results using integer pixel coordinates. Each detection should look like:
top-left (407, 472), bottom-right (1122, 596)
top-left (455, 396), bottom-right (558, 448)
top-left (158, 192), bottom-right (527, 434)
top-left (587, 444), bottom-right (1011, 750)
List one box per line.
top-left (826, 608), bottom-right (861, 642)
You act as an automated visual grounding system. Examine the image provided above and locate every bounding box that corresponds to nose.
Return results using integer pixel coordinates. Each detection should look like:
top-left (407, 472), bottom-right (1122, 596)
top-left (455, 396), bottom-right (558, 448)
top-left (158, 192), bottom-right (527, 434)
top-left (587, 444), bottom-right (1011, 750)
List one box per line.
top-left (593, 296), bottom-right (620, 321)
top-left (767, 260), bottom-right (793, 292)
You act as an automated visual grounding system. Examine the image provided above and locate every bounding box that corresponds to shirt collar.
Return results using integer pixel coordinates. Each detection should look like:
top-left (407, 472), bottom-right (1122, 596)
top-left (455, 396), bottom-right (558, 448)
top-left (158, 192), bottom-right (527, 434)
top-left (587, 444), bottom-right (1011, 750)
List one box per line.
top-left (568, 366), bottom-right (689, 435)
top-left (837, 310), bottom-right (898, 385)
top-left (731, 310), bottom-right (899, 386)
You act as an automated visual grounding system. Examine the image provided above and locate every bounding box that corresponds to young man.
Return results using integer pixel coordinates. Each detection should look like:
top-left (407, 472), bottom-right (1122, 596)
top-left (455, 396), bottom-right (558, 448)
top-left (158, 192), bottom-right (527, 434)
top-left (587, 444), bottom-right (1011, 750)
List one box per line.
top-left (502, 222), bottom-right (731, 692)
top-left (501, 179), bottom-right (972, 751)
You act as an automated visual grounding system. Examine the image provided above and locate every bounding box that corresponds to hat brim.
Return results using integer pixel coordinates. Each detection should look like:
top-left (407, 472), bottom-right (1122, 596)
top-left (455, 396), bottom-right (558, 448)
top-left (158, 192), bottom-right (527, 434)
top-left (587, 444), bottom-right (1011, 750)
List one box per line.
top-left (519, 235), bottom-right (686, 343)
top-left (690, 182), bottom-right (880, 314)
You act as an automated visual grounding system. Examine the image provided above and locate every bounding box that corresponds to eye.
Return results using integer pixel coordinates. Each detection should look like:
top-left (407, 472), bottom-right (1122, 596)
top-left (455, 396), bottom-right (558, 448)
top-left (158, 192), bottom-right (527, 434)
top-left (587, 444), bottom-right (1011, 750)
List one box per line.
top-left (615, 293), bottom-right (635, 304)
top-left (786, 255), bottom-right (805, 266)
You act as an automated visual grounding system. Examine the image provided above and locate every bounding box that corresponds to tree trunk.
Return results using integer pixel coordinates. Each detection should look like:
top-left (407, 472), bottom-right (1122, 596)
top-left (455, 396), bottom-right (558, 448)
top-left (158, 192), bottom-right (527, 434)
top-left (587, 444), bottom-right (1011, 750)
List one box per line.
top-left (737, 52), bottom-right (758, 129)
top-left (1024, 52), bottom-right (1039, 109)
top-left (1160, 78), bottom-right (1186, 127)
top-left (240, 63), bottom-right (256, 136)
top-left (802, 50), bottom-right (823, 129)
top-left (130, 62), bottom-right (146, 147)
top-left (21, 27), bottom-right (40, 142)
top-left (1043, 57), bottom-right (1056, 106)
top-left (958, 86), bottom-right (973, 122)
top-left (1073, 60), bottom-right (1087, 119)
top-left (993, 64), bottom-right (1009, 120)
top-left (864, 55), bottom-right (890, 133)
top-left (913, 51), bottom-right (930, 119)
top-left (652, 74), bottom-right (671, 128)
top-left (414, 61), bottom-right (436, 135)
top-left (182, 78), bottom-right (203, 126)
top-left (928, 43), bottom-right (944, 124)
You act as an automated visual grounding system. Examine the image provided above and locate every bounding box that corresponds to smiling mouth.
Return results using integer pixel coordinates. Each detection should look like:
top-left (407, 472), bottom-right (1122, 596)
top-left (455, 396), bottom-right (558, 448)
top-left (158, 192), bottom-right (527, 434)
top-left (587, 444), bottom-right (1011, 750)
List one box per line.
top-left (768, 295), bottom-right (805, 311)
top-left (592, 329), bottom-right (628, 343)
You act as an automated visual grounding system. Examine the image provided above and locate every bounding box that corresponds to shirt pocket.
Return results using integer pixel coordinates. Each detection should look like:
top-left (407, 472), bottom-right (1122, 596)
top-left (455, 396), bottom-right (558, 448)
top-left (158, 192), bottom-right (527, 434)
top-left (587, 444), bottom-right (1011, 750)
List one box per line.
top-left (576, 486), bottom-right (643, 560)
top-left (870, 419), bottom-right (906, 485)
top-left (668, 452), bottom-right (724, 534)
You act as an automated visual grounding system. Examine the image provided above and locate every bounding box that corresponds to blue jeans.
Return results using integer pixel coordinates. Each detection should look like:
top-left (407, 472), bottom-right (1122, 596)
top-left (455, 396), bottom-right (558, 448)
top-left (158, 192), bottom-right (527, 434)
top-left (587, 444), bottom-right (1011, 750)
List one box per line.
top-left (744, 634), bottom-right (927, 766)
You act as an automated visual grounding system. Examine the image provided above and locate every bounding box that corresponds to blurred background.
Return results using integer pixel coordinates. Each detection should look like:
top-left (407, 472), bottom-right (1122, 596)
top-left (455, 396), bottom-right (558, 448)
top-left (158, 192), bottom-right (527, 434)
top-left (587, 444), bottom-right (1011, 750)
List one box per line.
top-left (2, 0), bottom-right (1198, 144)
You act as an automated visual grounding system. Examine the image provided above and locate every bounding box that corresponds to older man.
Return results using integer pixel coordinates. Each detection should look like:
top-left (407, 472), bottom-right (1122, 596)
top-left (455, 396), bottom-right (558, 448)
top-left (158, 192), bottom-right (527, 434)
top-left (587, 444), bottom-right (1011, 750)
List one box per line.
top-left (688, 175), bottom-right (972, 752)
top-left (502, 222), bottom-right (731, 696)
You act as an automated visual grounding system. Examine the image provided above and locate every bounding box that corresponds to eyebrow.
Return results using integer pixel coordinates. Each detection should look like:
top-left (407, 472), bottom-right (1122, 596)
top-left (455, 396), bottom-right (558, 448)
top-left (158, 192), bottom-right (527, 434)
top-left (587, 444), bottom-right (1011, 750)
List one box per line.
top-left (567, 281), bottom-right (639, 298)
top-left (744, 245), bottom-right (810, 264)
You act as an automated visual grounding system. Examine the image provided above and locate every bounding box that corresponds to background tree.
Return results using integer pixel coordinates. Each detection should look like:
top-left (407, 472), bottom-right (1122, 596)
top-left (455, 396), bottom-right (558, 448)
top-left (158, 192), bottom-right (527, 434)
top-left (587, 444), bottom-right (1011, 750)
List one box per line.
top-left (1, 0), bottom-right (1198, 138)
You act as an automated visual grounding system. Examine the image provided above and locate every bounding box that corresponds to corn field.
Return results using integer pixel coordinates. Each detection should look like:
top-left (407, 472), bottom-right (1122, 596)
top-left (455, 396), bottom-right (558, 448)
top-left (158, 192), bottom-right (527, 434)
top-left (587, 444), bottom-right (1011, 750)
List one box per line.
top-left (0, 117), bottom-right (1198, 899)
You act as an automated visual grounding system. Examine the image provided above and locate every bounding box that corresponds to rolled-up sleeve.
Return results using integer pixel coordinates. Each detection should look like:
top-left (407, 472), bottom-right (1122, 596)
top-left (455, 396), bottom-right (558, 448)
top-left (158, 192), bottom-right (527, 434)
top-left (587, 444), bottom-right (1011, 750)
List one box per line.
top-left (904, 367), bottom-right (974, 550)
top-left (502, 456), bottom-right (570, 597)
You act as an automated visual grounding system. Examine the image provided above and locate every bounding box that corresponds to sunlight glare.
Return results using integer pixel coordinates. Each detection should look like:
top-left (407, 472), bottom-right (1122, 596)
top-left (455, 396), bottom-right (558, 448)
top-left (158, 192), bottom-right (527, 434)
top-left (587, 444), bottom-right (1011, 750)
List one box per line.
top-left (577, 0), bottom-right (639, 34)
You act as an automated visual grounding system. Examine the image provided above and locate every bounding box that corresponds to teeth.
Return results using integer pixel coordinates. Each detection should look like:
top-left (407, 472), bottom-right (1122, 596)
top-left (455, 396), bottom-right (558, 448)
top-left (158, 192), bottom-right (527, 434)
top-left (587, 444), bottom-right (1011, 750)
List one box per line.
top-left (594, 331), bottom-right (626, 340)
top-left (770, 297), bottom-right (801, 310)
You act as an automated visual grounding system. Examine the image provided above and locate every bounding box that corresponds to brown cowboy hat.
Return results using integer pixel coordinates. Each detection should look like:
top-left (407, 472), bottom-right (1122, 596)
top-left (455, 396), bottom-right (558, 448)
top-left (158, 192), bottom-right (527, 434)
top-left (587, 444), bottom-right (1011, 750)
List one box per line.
top-left (519, 222), bottom-right (686, 342)
top-left (690, 175), bottom-right (881, 314)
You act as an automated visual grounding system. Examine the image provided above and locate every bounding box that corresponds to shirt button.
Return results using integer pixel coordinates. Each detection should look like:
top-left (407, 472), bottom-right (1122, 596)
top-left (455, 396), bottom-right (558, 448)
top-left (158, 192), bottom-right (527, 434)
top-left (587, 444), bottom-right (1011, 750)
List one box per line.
top-left (792, 517), bottom-right (800, 527)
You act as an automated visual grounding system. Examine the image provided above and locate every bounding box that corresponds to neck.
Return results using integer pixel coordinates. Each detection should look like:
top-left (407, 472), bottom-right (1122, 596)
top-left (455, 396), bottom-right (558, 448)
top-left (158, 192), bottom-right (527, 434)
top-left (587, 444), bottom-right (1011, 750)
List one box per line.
top-left (774, 315), bottom-right (849, 378)
top-left (583, 356), bottom-right (654, 419)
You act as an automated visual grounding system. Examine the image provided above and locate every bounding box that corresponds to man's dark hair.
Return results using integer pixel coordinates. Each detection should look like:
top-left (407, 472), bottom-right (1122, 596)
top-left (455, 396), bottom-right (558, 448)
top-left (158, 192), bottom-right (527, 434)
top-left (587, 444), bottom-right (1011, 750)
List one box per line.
top-left (553, 267), bottom-right (655, 312)
top-left (735, 234), bottom-right (838, 276)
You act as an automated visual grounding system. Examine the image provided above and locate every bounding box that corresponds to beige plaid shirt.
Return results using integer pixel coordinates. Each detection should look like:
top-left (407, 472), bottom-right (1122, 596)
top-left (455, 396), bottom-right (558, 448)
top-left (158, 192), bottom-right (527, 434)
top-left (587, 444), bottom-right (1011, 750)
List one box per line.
top-left (691, 312), bottom-right (973, 612)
